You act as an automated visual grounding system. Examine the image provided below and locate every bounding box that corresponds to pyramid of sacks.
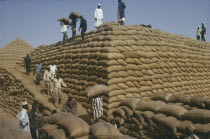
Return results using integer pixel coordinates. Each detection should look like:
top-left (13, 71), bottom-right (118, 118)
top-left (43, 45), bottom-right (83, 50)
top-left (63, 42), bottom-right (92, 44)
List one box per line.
top-left (0, 38), bottom-right (34, 67)
top-left (0, 67), bottom-right (56, 117)
top-left (29, 22), bottom-right (210, 119)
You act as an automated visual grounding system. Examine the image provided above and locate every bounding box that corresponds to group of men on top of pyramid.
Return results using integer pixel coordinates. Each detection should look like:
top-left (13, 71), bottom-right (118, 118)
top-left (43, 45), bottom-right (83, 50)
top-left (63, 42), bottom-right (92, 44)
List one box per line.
top-left (60, 0), bottom-right (126, 44)
top-left (196, 22), bottom-right (206, 41)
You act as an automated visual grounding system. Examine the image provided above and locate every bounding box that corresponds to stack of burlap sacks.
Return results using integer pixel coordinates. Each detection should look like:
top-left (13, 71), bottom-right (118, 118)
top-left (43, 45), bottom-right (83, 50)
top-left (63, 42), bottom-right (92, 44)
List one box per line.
top-left (0, 67), bottom-right (34, 117)
top-left (112, 93), bottom-right (210, 138)
top-left (0, 38), bottom-right (34, 67)
top-left (0, 67), bottom-right (55, 117)
top-left (29, 22), bottom-right (210, 120)
top-left (41, 112), bottom-right (124, 139)
top-left (0, 108), bottom-right (32, 139)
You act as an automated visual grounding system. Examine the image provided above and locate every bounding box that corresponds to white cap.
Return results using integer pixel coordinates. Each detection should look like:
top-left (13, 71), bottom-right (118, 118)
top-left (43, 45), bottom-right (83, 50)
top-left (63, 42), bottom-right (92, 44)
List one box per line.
top-left (202, 22), bottom-right (205, 24)
top-left (21, 101), bottom-right (28, 106)
top-left (98, 4), bottom-right (101, 6)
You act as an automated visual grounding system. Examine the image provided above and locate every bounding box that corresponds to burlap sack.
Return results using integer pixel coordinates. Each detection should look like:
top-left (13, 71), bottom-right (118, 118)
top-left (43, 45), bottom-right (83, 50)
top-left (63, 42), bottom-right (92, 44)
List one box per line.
top-left (57, 115), bottom-right (89, 138)
top-left (121, 106), bottom-right (134, 118)
top-left (182, 109), bottom-right (210, 123)
top-left (85, 84), bottom-right (110, 97)
top-left (169, 94), bottom-right (191, 104)
top-left (136, 101), bottom-right (166, 112)
top-left (41, 124), bottom-right (66, 139)
top-left (69, 12), bottom-right (81, 20)
top-left (46, 112), bottom-right (70, 124)
top-left (190, 97), bottom-right (206, 108)
top-left (160, 116), bottom-right (180, 135)
top-left (113, 107), bottom-right (125, 117)
top-left (158, 104), bottom-right (188, 118)
top-left (152, 113), bottom-right (167, 124)
top-left (151, 93), bottom-right (173, 102)
top-left (142, 111), bottom-right (154, 124)
top-left (194, 123), bottom-right (210, 136)
top-left (57, 18), bottom-right (71, 25)
top-left (176, 120), bottom-right (193, 132)
top-left (119, 98), bottom-right (142, 110)
top-left (90, 122), bottom-right (122, 139)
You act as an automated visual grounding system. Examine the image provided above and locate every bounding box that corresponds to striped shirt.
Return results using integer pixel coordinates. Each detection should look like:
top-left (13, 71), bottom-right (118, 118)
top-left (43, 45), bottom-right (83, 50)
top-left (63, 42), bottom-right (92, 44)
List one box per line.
top-left (92, 95), bottom-right (103, 120)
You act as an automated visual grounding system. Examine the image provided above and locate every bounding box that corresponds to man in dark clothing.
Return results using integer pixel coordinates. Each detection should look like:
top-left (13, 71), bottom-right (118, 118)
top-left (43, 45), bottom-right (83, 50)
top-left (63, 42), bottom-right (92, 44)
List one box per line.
top-left (79, 16), bottom-right (87, 41)
top-left (201, 22), bottom-right (206, 42)
top-left (117, 0), bottom-right (126, 25)
top-left (24, 54), bottom-right (31, 75)
top-left (28, 103), bottom-right (37, 139)
top-left (71, 18), bottom-right (79, 38)
top-left (62, 93), bottom-right (77, 115)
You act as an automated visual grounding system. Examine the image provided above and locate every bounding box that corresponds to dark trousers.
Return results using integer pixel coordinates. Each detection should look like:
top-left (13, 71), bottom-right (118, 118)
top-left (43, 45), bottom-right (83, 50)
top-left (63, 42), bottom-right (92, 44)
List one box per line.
top-left (72, 29), bottom-right (76, 38)
top-left (26, 64), bottom-right (30, 74)
top-left (30, 127), bottom-right (37, 139)
top-left (81, 28), bottom-right (87, 41)
top-left (201, 33), bottom-right (206, 41)
top-left (197, 36), bottom-right (200, 40)
top-left (62, 32), bottom-right (68, 44)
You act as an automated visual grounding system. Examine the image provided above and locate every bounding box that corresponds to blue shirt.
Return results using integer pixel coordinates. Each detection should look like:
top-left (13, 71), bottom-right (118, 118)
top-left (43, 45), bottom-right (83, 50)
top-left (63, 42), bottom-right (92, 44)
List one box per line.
top-left (35, 64), bottom-right (42, 72)
top-left (71, 19), bottom-right (78, 30)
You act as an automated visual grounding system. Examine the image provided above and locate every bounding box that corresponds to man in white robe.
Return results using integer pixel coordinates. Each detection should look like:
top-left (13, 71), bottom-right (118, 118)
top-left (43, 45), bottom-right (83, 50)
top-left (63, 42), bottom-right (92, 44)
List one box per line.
top-left (17, 101), bottom-right (31, 134)
top-left (94, 4), bottom-right (103, 28)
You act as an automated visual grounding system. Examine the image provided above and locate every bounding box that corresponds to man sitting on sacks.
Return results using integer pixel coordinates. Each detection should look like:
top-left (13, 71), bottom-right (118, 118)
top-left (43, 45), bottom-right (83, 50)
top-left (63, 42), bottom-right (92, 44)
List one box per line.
top-left (16, 101), bottom-right (31, 134)
top-left (61, 93), bottom-right (77, 115)
top-left (53, 75), bottom-right (67, 108)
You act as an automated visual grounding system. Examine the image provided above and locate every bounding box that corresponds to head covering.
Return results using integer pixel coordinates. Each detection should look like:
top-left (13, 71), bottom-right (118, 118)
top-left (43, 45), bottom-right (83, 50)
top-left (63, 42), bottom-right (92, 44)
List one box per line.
top-left (98, 4), bottom-right (101, 6)
top-left (202, 22), bottom-right (205, 24)
top-left (21, 101), bottom-right (28, 106)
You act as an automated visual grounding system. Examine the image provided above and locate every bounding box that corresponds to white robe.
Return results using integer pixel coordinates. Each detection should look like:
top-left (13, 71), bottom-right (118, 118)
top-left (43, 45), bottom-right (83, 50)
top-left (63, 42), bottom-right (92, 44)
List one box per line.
top-left (49, 65), bottom-right (57, 78)
top-left (16, 109), bottom-right (31, 134)
top-left (94, 8), bottom-right (103, 28)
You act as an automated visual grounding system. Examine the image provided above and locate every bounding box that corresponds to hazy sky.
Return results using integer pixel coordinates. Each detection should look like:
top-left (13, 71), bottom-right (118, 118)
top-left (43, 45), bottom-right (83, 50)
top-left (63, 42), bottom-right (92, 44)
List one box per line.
top-left (0, 0), bottom-right (209, 48)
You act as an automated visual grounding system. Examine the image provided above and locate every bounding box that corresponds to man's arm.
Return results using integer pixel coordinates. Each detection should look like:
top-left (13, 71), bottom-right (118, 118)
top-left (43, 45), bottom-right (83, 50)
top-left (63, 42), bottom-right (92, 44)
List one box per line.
top-left (61, 79), bottom-right (67, 87)
top-left (94, 9), bottom-right (97, 20)
top-left (122, 2), bottom-right (126, 9)
top-left (101, 10), bottom-right (103, 20)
